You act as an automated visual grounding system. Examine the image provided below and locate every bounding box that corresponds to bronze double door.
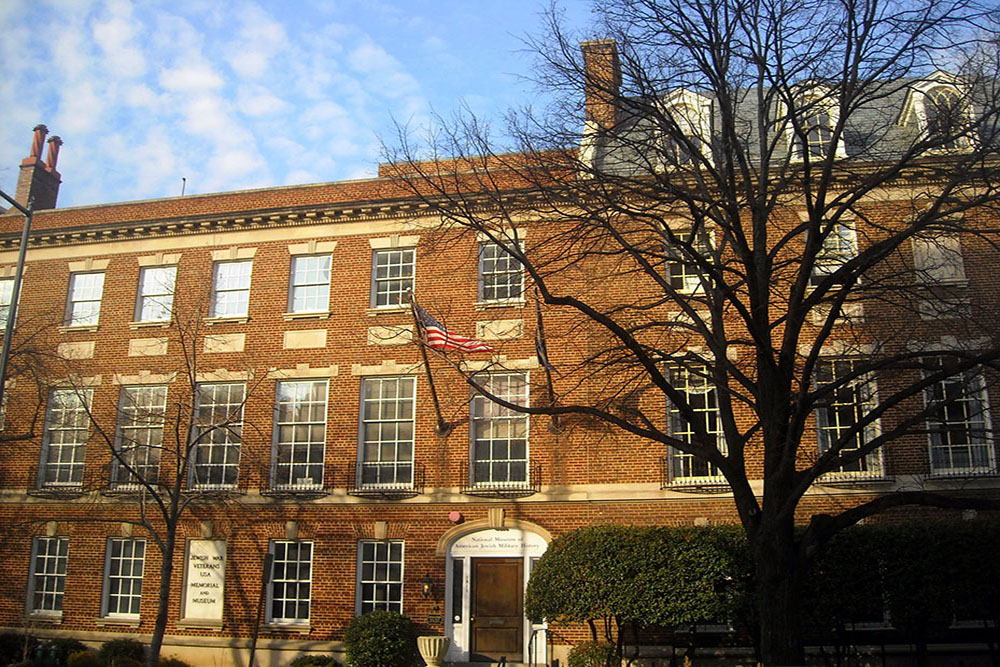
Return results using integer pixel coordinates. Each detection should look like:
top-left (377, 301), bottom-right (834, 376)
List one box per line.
top-left (470, 558), bottom-right (524, 662)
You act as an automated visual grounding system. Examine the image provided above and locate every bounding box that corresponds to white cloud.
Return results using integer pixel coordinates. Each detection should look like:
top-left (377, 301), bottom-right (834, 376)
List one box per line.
top-left (159, 63), bottom-right (225, 93)
top-left (236, 85), bottom-right (289, 117)
top-left (92, 1), bottom-right (146, 78)
top-left (224, 3), bottom-right (287, 79)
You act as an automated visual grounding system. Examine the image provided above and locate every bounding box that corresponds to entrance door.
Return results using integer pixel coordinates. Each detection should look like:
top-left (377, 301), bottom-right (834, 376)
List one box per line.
top-left (471, 558), bottom-right (523, 661)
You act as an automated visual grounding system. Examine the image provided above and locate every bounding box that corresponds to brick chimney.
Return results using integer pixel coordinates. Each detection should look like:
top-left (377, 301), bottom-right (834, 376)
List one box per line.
top-left (580, 39), bottom-right (621, 132)
top-left (14, 125), bottom-right (62, 211)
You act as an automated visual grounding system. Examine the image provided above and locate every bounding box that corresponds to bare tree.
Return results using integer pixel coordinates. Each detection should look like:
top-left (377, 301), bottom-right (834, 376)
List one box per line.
top-left (385, 0), bottom-right (1000, 662)
top-left (46, 307), bottom-right (263, 667)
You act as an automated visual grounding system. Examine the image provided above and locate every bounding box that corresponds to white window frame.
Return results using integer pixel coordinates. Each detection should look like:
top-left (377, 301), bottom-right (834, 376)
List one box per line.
top-left (470, 372), bottom-right (530, 487)
top-left (666, 230), bottom-right (713, 294)
top-left (922, 364), bottom-right (995, 476)
top-left (210, 260), bottom-right (253, 319)
top-left (814, 359), bottom-right (883, 479)
top-left (192, 383), bottom-right (245, 489)
top-left (657, 89), bottom-right (713, 170)
top-left (27, 536), bottom-right (69, 616)
top-left (912, 232), bottom-right (967, 285)
top-left (135, 265), bottom-right (176, 323)
top-left (478, 242), bottom-right (525, 303)
top-left (112, 386), bottom-right (167, 490)
top-left (667, 366), bottom-right (727, 484)
top-left (809, 218), bottom-right (857, 287)
top-left (272, 380), bottom-right (328, 490)
top-left (371, 248), bottom-right (415, 308)
top-left (288, 254), bottom-right (332, 314)
top-left (358, 376), bottom-right (416, 488)
top-left (0, 278), bottom-right (14, 330)
top-left (785, 88), bottom-right (847, 162)
top-left (66, 272), bottom-right (105, 327)
top-left (101, 538), bottom-right (145, 619)
top-left (39, 388), bottom-right (92, 488)
top-left (267, 540), bottom-right (312, 625)
top-left (900, 76), bottom-right (972, 152)
top-left (356, 540), bottom-right (404, 615)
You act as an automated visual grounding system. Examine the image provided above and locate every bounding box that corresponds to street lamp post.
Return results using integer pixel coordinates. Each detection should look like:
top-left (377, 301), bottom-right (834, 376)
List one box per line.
top-left (0, 189), bottom-right (34, 420)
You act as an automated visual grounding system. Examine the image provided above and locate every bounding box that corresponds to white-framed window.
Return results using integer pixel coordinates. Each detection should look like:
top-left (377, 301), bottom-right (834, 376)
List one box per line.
top-left (810, 219), bottom-right (857, 286)
top-left (211, 260), bottom-right (252, 318)
top-left (192, 383), bottom-right (245, 489)
top-left (471, 372), bottom-right (529, 486)
top-left (478, 242), bottom-right (524, 302)
top-left (668, 366), bottom-right (726, 482)
top-left (289, 255), bottom-right (331, 313)
top-left (268, 540), bottom-right (312, 624)
top-left (273, 380), bottom-right (327, 490)
top-left (371, 248), bottom-right (415, 308)
top-left (657, 90), bottom-right (713, 169)
top-left (135, 266), bottom-right (176, 323)
top-left (666, 231), bottom-right (712, 293)
top-left (28, 536), bottom-right (68, 615)
top-left (814, 360), bottom-right (883, 477)
top-left (0, 278), bottom-right (14, 330)
top-left (912, 233), bottom-right (966, 284)
top-left (359, 377), bottom-right (415, 487)
top-left (66, 272), bottom-right (105, 326)
top-left (802, 108), bottom-right (835, 159)
top-left (923, 363), bottom-right (995, 475)
top-left (356, 540), bottom-right (403, 614)
top-left (102, 538), bottom-right (145, 619)
top-left (924, 86), bottom-right (965, 150)
top-left (39, 388), bottom-right (92, 487)
top-left (112, 386), bottom-right (167, 490)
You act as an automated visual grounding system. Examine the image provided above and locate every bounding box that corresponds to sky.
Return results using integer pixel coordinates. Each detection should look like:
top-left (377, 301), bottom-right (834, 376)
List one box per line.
top-left (0, 0), bottom-right (596, 209)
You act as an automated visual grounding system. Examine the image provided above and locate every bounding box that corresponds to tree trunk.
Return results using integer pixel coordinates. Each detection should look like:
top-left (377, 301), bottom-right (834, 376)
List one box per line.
top-left (754, 527), bottom-right (805, 666)
top-left (147, 528), bottom-right (176, 667)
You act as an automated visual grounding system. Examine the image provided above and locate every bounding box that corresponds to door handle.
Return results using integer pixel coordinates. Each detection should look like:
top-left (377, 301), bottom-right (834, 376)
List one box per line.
top-left (470, 616), bottom-right (475, 621)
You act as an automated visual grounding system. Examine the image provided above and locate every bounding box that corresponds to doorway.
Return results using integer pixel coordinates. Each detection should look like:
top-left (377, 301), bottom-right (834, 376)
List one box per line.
top-left (470, 558), bottom-right (523, 661)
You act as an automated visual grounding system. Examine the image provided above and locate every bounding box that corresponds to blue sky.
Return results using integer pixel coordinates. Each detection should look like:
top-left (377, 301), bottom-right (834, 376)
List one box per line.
top-left (0, 0), bottom-right (595, 208)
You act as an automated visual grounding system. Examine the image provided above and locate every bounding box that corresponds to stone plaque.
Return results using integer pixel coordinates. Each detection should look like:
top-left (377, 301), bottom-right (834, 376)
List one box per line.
top-left (182, 539), bottom-right (226, 621)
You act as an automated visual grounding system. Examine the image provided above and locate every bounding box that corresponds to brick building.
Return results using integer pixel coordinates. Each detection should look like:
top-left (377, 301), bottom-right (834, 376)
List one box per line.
top-left (1, 39), bottom-right (999, 666)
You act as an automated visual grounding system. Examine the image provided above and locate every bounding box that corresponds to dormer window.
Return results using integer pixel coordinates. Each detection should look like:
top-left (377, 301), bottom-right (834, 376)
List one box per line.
top-left (899, 74), bottom-right (971, 152)
top-left (804, 109), bottom-right (835, 159)
top-left (924, 86), bottom-right (963, 150)
top-left (657, 90), bottom-right (712, 169)
top-left (786, 88), bottom-right (845, 162)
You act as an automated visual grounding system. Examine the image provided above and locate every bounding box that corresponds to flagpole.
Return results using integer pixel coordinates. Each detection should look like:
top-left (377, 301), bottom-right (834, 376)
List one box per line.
top-left (408, 293), bottom-right (452, 437)
top-left (535, 290), bottom-right (562, 433)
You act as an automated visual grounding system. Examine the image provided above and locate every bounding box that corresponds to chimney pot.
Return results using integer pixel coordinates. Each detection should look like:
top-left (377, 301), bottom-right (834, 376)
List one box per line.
top-left (45, 136), bottom-right (63, 172)
top-left (29, 125), bottom-right (48, 161)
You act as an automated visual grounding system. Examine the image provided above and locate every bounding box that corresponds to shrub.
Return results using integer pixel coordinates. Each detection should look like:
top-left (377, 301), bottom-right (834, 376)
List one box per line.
top-left (67, 651), bottom-right (102, 667)
top-left (41, 638), bottom-right (89, 666)
top-left (289, 656), bottom-right (338, 667)
top-left (158, 658), bottom-right (194, 667)
top-left (568, 641), bottom-right (616, 667)
top-left (98, 638), bottom-right (145, 667)
top-left (343, 611), bottom-right (417, 667)
top-left (0, 633), bottom-right (36, 667)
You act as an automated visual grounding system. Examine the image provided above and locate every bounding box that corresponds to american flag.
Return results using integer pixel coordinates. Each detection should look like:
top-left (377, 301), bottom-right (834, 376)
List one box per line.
top-left (414, 303), bottom-right (493, 353)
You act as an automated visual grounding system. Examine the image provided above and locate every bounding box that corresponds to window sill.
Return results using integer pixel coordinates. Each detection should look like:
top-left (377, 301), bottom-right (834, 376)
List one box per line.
top-left (925, 469), bottom-right (998, 480)
top-left (262, 622), bottom-right (311, 634)
top-left (58, 324), bottom-right (98, 334)
top-left (97, 617), bottom-right (141, 627)
top-left (128, 320), bottom-right (170, 330)
top-left (283, 311), bottom-right (330, 321)
top-left (366, 306), bottom-right (409, 317)
top-left (177, 619), bottom-right (224, 630)
top-left (203, 316), bottom-right (250, 325)
top-left (475, 300), bottom-right (526, 311)
top-left (914, 279), bottom-right (969, 288)
top-left (25, 612), bottom-right (62, 624)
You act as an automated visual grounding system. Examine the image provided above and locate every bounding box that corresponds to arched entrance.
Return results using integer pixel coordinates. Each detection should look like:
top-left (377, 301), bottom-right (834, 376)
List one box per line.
top-left (439, 521), bottom-right (549, 664)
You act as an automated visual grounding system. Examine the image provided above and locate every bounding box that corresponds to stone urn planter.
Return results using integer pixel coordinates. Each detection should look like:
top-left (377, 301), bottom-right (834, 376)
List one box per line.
top-left (417, 635), bottom-right (450, 667)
